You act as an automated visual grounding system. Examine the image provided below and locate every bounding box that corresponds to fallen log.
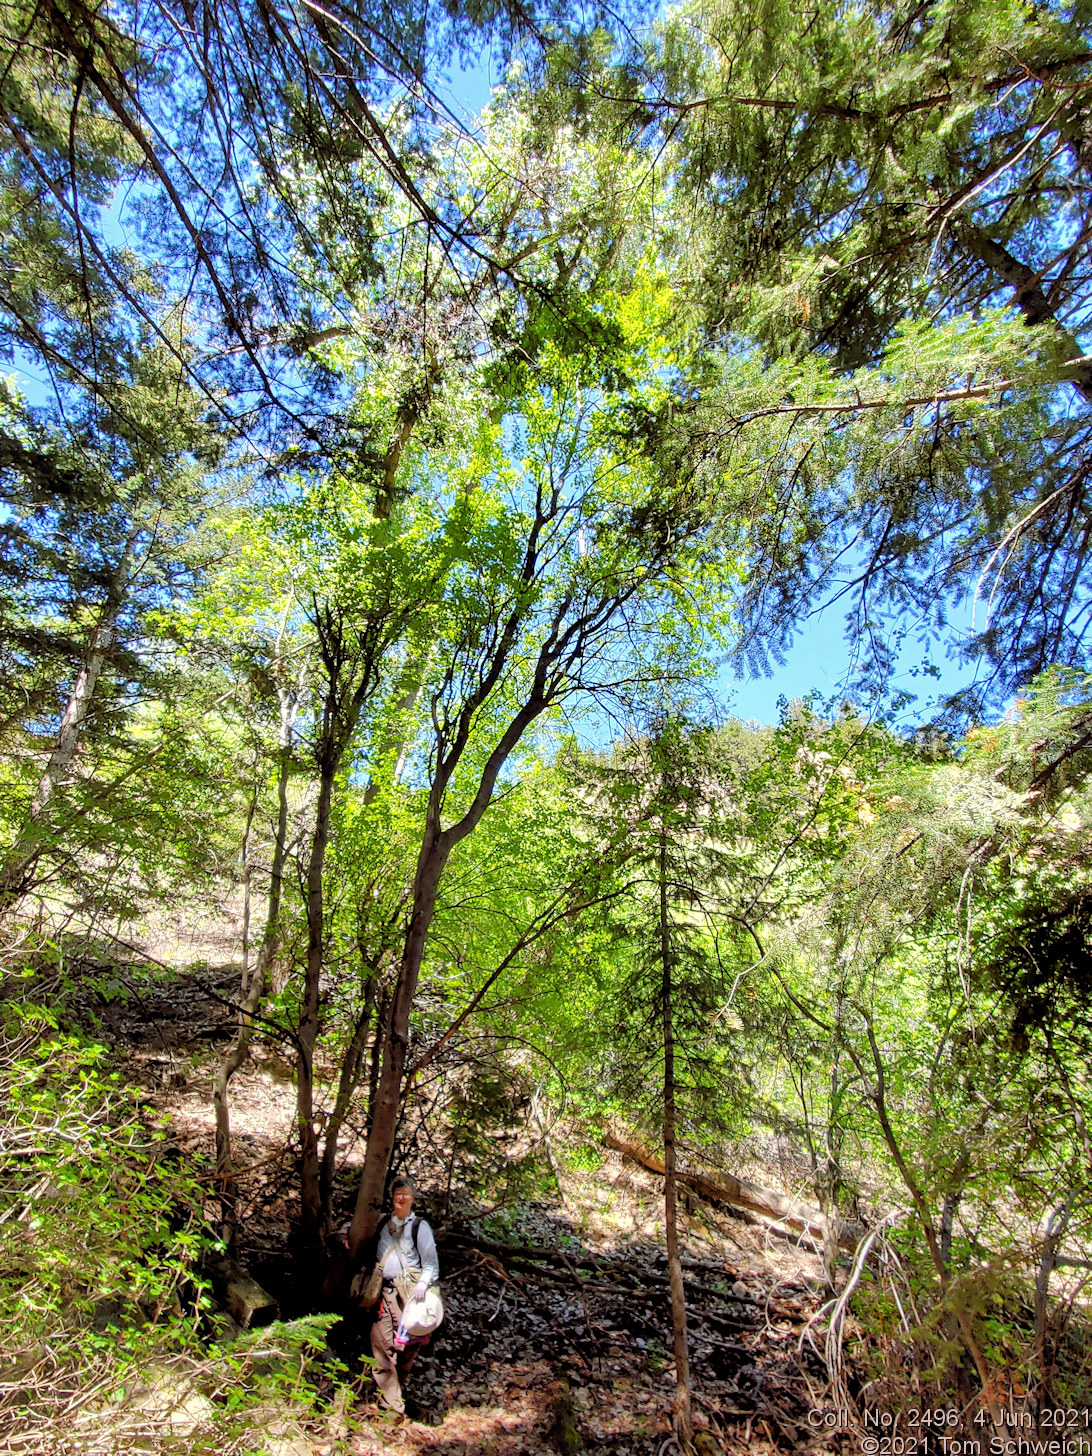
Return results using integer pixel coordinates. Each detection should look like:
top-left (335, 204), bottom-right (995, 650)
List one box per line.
top-left (440, 1232), bottom-right (609, 1273)
top-left (604, 1127), bottom-right (864, 1253)
top-left (698, 1306), bottom-right (762, 1334)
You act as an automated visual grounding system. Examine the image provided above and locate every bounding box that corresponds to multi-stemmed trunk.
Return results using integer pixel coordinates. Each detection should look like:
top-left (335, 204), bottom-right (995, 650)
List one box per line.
top-left (345, 687), bottom-right (553, 1262)
top-left (341, 544), bottom-right (654, 1266)
top-left (316, 973), bottom-right (381, 1304)
top-left (855, 1014), bottom-right (1011, 1445)
top-left (298, 759), bottom-right (336, 1245)
top-left (346, 699), bottom-right (551, 1260)
top-left (660, 828), bottom-right (693, 1453)
top-left (319, 972), bottom-right (377, 1228)
top-left (293, 606), bottom-right (390, 1253)
top-left (347, 839), bottom-right (445, 1260)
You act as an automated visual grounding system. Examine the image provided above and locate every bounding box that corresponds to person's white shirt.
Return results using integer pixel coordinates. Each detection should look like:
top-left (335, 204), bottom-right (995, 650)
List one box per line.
top-left (376, 1212), bottom-right (439, 1290)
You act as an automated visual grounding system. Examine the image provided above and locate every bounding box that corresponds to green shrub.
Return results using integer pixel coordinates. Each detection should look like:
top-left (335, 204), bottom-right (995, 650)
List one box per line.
top-left (0, 1001), bottom-right (357, 1454)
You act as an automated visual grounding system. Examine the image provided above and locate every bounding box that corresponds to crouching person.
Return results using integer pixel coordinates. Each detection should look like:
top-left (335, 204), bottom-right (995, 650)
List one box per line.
top-left (370, 1176), bottom-right (441, 1417)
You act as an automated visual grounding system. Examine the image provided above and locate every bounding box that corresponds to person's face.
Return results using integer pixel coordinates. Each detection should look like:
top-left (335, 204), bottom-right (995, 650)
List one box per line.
top-left (392, 1184), bottom-right (414, 1219)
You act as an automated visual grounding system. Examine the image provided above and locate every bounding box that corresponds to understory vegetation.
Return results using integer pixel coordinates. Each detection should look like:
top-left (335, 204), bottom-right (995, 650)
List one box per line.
top-left (2, 0), bottom-right (1092, 1449)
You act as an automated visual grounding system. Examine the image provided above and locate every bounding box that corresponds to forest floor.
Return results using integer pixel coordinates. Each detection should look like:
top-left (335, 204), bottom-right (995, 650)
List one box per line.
top-left (62, 928), bottom-right (850, 1456)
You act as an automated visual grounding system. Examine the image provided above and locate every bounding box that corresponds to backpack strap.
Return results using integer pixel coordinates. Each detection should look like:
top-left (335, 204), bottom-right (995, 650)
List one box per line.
top-left (386, 1215), bottom-right (421, 1274)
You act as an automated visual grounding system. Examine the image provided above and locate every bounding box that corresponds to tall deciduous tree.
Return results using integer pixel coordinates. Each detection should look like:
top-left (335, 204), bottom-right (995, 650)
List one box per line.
top-left (343, 350), bottom-right (735, 1259)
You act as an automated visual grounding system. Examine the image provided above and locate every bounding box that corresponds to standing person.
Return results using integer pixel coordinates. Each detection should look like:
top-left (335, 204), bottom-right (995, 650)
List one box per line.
top-left (370, 1176), bottom-right (440, 1417)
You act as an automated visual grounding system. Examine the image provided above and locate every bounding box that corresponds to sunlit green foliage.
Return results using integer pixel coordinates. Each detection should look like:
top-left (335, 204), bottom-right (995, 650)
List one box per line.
top-left (2, 0), bottom-right (1092, 1440)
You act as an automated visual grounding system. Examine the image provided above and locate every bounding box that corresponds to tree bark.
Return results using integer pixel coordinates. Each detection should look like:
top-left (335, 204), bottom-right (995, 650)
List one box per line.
top-left (319, 972), bottom-right (377, 1228)
top-left (1034, 1200), bottom-right (1072, 1416)
top-left (957, 222), bottom-right (1092, 402)
top-left (368, 987), bottom-right (390, 1125)
top-left (660, 828), bottom-right (693, 1453)
top-left (298, 758), bottom-right (334, 1245)
top-left (0, 521), bottom-right (139, 905)
top-left (347, 838), bottom-right (444, 1259)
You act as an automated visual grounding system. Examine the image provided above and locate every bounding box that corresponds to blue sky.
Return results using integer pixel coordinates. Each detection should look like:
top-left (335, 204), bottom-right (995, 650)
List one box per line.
top-left (721, 600), bottom-right (978, 726)
top-left (7, 38), bottom-right (983, 732)
top-left (441, 48), bottom-right (981, 729)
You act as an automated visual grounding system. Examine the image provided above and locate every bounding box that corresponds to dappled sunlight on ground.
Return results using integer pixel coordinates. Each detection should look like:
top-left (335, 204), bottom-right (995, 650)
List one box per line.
top-left (32, 927), bottom-right (840, 1454)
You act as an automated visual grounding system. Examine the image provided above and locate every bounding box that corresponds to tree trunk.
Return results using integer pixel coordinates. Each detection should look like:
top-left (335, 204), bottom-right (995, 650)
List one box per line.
top-left (214, 777), bottom-right (258, 1250)
top-left (818, 1054), bottom-right (844, 1291)
top-left (856, 1017), bottom-right (1010, 1443)
top-left (293, 612), bottom-right (382, 1253)
top-left (319, 973), bottom-right (377, 1229)
top-left (817, 1185), bottom-right (839, 1292)
top-left (660, 829), bottom-right (693, 1453)
top-left (956, 222), bottom-right (1092, 403)
top-left (362, 669), bottom-right (424, 807)
top-left (213, 697), bottom-right (295, 1257)
top-left (347, 839), bottom-right (444, 1260)
top-left (0, 521), bottom-right (139, 905)
top-left (368, 987), bottom-right (390, 1126)
top-left (1034, 1200), bottom-right (1071, 1418)
top-left (298, 759), bottom-right (335, 1246)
